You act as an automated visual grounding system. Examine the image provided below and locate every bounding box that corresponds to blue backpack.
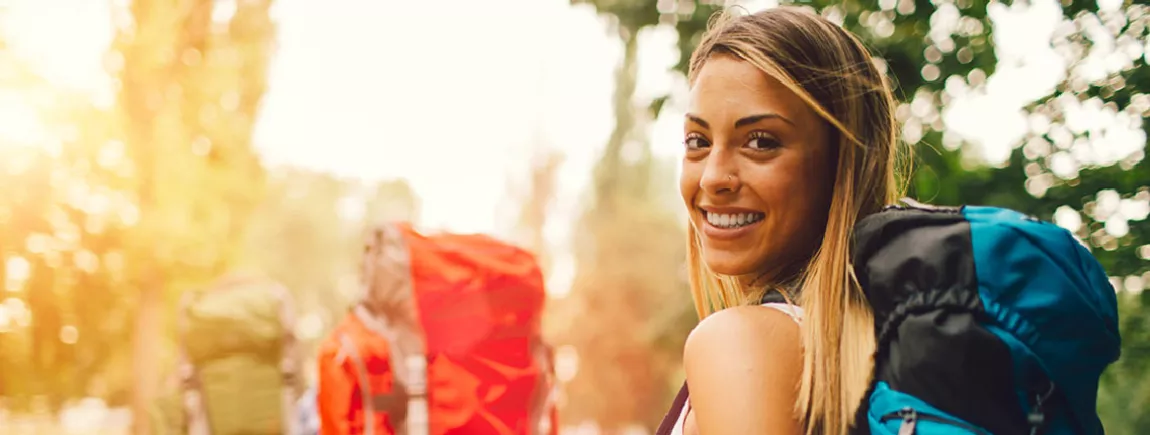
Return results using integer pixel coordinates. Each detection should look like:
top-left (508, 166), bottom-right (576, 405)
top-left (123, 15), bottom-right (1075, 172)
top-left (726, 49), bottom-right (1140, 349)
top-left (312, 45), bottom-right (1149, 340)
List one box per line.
top-left (850, 200), bottom-right (1121, 435)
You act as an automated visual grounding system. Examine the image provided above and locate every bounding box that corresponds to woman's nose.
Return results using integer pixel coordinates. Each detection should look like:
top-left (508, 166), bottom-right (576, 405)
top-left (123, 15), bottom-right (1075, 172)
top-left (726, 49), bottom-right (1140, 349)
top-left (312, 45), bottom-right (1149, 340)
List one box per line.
top-left (698, 150), bottom-right (740, 195)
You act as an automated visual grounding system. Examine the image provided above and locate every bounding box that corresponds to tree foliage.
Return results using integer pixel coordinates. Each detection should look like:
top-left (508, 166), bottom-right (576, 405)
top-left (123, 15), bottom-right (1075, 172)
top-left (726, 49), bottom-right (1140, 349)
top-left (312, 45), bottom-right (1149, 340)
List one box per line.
top-left (0, 1), bottom-right (279, 431)
top-left (0, 2), bottom-right (424, 428)
top-left (112, 1), bottom-right (278, 431)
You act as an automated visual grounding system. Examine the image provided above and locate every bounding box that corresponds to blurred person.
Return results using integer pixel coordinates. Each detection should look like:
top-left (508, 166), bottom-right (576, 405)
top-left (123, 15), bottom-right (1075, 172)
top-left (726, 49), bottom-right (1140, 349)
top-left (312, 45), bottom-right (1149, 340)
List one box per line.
top-left (660, 6), bottom-right (902, 435)
top-left (174, 273), bottom-right (302, 435)
top-left (316, 223), bottom-right (559, 435)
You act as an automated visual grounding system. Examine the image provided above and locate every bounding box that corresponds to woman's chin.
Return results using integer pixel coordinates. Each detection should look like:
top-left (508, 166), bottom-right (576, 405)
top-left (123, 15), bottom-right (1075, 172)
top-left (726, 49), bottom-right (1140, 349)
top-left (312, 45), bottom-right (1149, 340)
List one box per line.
top-left (703, 252), bottom-right (760, 276)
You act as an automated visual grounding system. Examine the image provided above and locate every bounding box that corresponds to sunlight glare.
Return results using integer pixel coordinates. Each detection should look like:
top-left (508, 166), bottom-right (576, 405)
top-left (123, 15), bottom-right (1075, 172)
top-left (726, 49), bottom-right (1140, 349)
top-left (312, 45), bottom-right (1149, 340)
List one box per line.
top-left (4, 256), bottom-right (30, 292)
top-left (3, 0), bottom-right (114, 93)
top-left (0, 91), bottom-right (47, 146)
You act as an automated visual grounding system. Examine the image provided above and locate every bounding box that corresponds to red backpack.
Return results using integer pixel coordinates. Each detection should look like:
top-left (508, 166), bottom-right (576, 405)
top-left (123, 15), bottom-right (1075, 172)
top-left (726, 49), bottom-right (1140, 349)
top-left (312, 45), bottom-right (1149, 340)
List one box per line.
top-left (317, 223), bottom-right (559, 435)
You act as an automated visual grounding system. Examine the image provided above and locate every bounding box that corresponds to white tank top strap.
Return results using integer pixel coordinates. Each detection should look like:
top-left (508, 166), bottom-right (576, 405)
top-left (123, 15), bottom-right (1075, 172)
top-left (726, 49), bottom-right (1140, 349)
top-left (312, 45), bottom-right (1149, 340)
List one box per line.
top-left (760, 302), bottom-right (803, 324)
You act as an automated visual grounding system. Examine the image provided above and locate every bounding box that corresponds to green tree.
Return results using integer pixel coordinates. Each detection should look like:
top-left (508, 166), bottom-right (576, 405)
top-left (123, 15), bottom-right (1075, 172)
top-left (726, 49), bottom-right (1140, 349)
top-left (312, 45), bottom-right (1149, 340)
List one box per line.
top-left (112, 0), bottom-right (276, 432)
top-left (0, 17), bottom-right (138, 408)
top-left (555, 1), bottom-right (710, 430)
top-left (504, 147), bottom-right (565, 265)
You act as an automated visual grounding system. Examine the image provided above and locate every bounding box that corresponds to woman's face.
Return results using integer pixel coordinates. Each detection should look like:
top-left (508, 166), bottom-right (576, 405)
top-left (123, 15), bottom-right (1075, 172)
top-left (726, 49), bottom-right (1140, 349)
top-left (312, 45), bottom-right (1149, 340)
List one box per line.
top-left (680, 54), bottom-right (835, 279)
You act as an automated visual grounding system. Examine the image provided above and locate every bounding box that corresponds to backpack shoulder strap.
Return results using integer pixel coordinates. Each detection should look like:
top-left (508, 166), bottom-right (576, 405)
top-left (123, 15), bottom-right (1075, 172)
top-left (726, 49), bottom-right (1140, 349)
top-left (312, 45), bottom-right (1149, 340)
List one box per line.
top-left (339, 331), bottom-right (377, 435)
top-left (353, 304), bottom-right (429, 435)
top-left (527, 339), bottom-right (558, 435)
top-left (272, 283), bottom-right (301, 435)
top-left (656, 382), bottom-right (690, 435)
top-left (360, 223), bottom-right (430, 435)
top-left (178, 291), bottom-right (212, 435)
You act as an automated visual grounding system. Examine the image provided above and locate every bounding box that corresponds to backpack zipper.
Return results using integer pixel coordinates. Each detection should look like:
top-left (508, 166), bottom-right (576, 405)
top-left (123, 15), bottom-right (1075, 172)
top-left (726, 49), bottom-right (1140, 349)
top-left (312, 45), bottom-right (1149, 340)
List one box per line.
top-left (881, 199), bottom-right (962, 214)
top-left (1028, 380), bottom-right (1056, 435)
top-left (879, 407), bottom-right (991, 435)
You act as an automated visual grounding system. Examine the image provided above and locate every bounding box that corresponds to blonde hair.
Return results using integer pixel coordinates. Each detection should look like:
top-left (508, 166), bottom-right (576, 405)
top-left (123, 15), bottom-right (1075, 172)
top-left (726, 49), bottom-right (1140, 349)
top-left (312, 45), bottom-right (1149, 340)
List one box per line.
top-left (684, 7), bottom-right (907, 434)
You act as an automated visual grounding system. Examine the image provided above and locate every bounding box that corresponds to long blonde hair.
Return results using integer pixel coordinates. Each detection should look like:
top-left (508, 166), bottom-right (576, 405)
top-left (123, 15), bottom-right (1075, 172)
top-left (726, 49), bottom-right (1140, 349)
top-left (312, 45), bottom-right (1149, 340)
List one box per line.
top-left (684, 7), bottom-right (907, 434)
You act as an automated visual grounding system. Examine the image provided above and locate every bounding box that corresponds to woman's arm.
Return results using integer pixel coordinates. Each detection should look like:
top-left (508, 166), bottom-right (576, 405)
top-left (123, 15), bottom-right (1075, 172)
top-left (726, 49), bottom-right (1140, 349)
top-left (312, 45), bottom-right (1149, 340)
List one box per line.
top-left (684, 305), bottom-right (804, 434)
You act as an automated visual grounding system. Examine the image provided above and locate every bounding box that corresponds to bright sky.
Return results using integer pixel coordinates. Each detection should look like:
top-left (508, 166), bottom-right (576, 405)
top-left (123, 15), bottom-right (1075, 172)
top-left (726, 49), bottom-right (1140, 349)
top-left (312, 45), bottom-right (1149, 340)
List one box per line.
top-left (0, 0), bottom-right (777, 238)
top-left (2, 0), bottom-right (1144, 295)
top-left (253, 0), bottom-right (625, 236)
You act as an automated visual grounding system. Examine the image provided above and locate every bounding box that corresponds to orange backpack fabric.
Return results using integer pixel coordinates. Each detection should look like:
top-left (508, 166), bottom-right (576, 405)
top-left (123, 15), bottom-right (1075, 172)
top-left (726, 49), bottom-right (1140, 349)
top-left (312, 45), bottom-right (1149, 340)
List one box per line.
top-left (317, 223), bottom-right (559, 435)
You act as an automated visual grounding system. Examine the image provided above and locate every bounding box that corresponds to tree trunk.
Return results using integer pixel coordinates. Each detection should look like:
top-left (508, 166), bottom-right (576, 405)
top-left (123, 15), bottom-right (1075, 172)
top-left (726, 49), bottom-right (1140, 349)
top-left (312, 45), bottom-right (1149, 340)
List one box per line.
top-left (131, 280), bottom-right (162, 435)
top-left (594, 31), bottom-right (640, 208)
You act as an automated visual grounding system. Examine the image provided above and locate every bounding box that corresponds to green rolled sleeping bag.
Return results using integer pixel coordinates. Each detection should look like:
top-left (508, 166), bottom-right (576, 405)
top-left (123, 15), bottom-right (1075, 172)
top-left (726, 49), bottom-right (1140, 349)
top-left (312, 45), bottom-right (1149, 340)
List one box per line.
top-left (178, 275), bottom-right (299, 435)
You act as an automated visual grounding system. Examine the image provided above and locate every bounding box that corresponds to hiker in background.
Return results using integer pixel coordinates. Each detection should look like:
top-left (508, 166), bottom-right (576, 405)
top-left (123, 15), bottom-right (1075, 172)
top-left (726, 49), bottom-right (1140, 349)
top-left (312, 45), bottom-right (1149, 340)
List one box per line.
top-left (317, 222), bottom-right (559, 435)
top-left (177, 273), bottom-right (303, 435)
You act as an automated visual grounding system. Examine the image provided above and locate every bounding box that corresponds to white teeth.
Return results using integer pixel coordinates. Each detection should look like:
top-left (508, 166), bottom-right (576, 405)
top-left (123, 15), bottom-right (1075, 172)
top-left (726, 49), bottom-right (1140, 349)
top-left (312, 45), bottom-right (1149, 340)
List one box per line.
top-left (705, 212), bottom-right (763, 229)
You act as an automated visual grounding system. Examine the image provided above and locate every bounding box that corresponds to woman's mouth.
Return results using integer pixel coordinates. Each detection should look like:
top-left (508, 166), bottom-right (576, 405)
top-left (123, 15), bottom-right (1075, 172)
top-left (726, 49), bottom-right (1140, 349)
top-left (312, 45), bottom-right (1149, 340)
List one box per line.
top-left (703, 211), bottom-right (765, 229)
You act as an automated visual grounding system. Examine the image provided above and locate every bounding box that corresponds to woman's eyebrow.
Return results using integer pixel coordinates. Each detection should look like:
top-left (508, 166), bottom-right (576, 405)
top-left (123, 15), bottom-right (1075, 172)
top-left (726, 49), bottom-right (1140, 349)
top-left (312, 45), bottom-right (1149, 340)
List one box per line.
top-left (685, 114), bottom-right (710, 129)
top-left (735, 113), bottom-right (794, 128)
top-left (685, 112), bottom-right (795, 129)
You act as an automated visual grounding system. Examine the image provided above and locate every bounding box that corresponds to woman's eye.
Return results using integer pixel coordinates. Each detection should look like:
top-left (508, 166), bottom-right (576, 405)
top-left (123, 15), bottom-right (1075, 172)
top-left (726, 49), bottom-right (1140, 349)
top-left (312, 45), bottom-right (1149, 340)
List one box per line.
top-left (746, 133), bottom-right (781, 150)
top-left (684, 135), bottom-right (711, 150)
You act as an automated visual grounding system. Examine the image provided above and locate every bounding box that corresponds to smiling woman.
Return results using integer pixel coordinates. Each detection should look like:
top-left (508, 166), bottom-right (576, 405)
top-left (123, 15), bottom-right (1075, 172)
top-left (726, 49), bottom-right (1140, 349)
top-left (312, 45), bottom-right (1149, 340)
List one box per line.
top-left (680, 55), bottom-right (835, 282)
top-left (664, 6), bottom-right (905, 435)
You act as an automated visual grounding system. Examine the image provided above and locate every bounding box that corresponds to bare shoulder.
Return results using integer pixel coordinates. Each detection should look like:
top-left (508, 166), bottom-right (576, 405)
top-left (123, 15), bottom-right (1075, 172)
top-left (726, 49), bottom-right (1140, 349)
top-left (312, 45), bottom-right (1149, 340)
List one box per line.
top-left (684, 305), bottom-right (803, 434)
top-left (685, 304), bottom-right (802, 360)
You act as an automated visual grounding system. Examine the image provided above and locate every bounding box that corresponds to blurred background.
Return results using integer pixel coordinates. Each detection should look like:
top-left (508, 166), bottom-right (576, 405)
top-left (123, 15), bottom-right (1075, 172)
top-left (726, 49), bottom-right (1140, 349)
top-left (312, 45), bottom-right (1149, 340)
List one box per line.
top-left (0, 0), bottom-right (1146, 433)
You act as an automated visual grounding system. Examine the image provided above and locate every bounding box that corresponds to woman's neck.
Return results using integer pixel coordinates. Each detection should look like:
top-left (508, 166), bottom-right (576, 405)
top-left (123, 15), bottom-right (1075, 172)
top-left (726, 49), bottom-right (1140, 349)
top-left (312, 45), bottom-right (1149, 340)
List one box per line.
top-left (741, 264), bottom-right (802, 287)
top-left (739, 264), bottom-right (804, 302)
